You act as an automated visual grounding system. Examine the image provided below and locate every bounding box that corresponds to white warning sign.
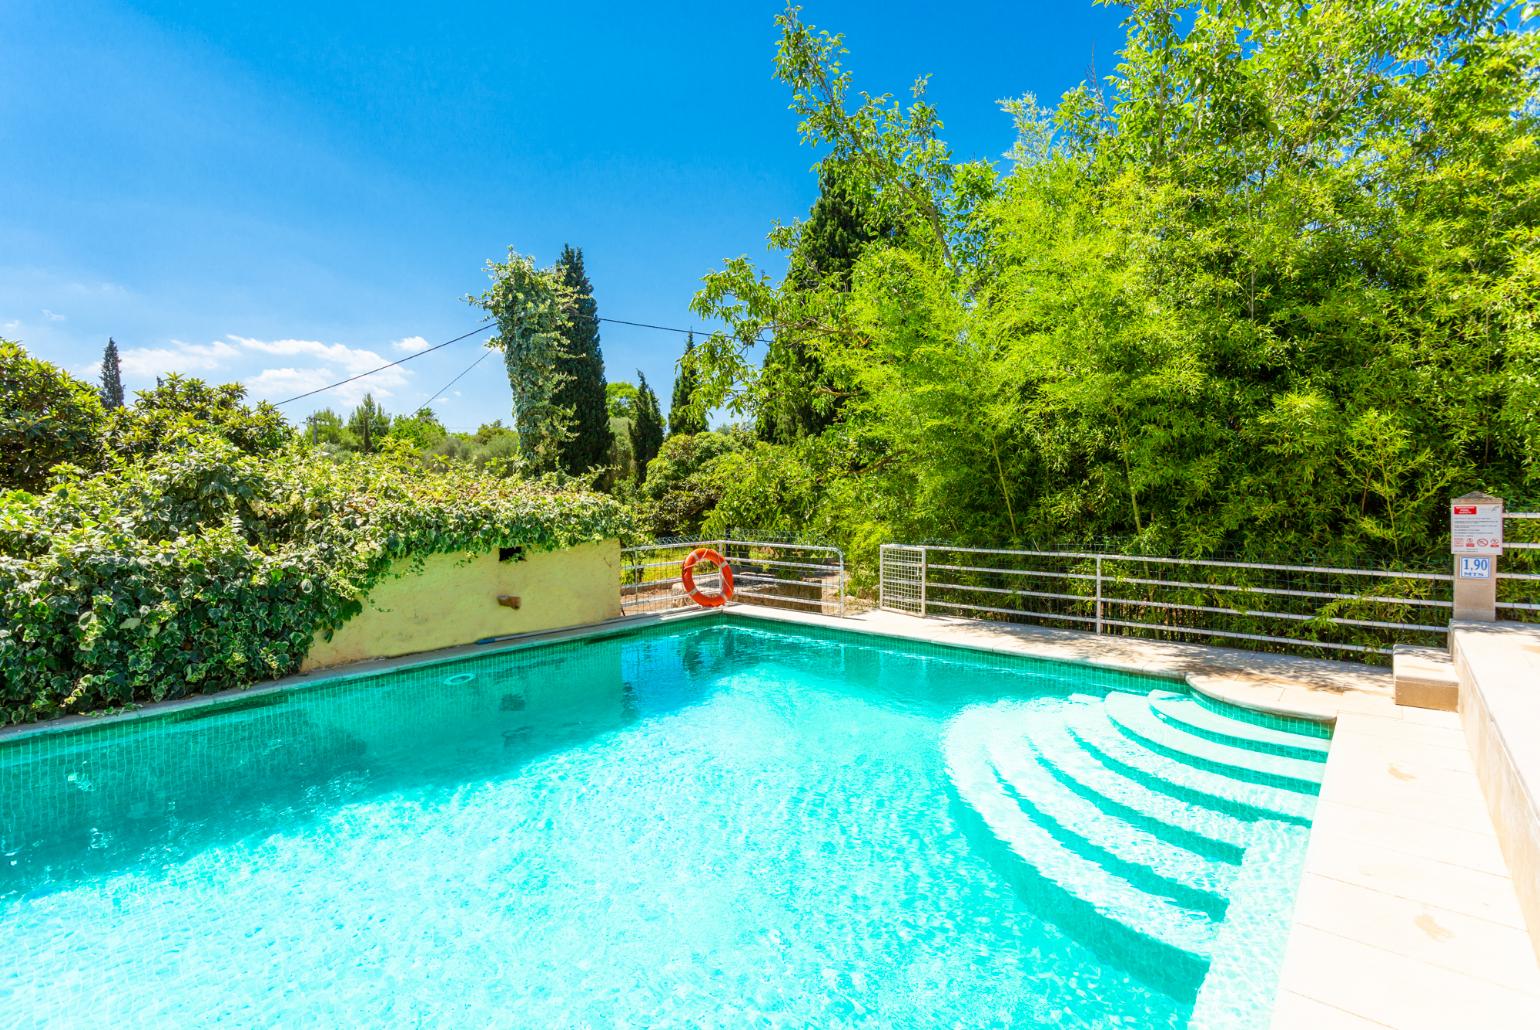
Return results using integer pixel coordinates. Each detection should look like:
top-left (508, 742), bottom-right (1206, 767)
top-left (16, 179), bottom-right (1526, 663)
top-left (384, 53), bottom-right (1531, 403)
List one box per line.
top-left (1451, 501), bottom-right (1503, 554)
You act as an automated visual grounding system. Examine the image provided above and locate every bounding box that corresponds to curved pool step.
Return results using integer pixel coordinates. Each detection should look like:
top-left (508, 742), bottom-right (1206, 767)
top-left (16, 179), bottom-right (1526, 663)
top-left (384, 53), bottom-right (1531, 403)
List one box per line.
top-left (1065, 705), bottom-right (1317, 825)
top-left (983, 728), bottom-right (1236, 915)
top-left (1148, 691), bottom-right (1329, 764)
top-left (1102, 692), bottom-right (1325, 795)
top-left (943, 713), bottom-right (1216, 990)
top-left (1028, 716), bottom-right (1255, 861)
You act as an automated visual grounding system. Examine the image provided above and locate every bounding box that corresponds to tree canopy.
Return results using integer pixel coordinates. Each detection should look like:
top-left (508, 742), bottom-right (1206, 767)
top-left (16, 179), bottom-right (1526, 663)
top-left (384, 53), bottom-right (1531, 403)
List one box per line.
top-left (679, 0), bottom-right (1540, 571)
top-left (629, 372), bottom-right (665, 483)
top-left (98, 338), bottom-right (125, 411)
top-left (668, 333), bottom-right (708, 436)
top-left (552, 244), bottom-right (613, 475)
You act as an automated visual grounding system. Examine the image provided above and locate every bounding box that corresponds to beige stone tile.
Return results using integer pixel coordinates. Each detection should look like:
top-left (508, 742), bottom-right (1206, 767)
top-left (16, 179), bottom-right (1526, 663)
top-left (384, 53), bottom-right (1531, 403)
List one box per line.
top-left (1397, 705), bottom-right (1463, 729)
top-left (1310, 800), bottom-right (1507, 876)
top-left (1318, 782), bottom-right (1509, 837)
top-left (1333, 712), bottom-right (1472, 751)
top-left (1269, 990), bottom-right (1391, 1029)
top-left (1303, 835), bottom-right (1529, 929)
top-left (1324, 731), bottom-right (1479, 775)
top-left (1292, 873), bottom-right (1540, 995)
top-left (1327, 690), bottom-right (1403, 717)
top-left (1278, 925), bottom-right (1540, 1029)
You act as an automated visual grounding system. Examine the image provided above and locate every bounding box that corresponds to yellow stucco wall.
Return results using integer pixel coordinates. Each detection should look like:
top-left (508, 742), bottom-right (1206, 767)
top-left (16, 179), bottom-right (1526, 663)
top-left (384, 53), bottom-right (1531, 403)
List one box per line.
top-left (301, 538), bottom-right (622, 671)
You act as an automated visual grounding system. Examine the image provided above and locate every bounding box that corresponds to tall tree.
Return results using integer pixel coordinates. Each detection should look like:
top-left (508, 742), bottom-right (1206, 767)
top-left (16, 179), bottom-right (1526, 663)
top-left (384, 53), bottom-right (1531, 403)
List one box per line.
top-left (98, 338), bottom-right (125, 410)
top-left (552, 245), bottom-right (613, 475)
top-left (472, 249), bottom-right (573, 470)
top-left (668, 333), bottom-right (707, 436)
top-left (757, 161), bottom-right (890, 443)
top-left (346, 394), bottom-right (391, 454)
top-left (629, 372), bottom-right (665, 484)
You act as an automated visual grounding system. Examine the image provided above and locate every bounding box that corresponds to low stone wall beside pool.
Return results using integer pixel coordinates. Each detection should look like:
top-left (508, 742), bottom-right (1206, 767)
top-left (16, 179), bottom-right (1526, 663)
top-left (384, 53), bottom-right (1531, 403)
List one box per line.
top-left (302, 539), bottom-right (623, 671)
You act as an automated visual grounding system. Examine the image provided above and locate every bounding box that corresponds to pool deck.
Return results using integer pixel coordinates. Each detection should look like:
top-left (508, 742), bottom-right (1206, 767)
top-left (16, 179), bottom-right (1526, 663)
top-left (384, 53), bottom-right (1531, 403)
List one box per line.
top-left (728, 606), bottom-right (1540, 1030)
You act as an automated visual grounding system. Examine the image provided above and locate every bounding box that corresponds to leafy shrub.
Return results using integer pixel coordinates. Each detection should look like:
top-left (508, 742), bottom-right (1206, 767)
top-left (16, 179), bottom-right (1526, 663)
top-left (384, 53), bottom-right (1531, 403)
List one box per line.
top-left (388, 408), bottom-right (448, 450)
top-left (635, 428), bottom-right (754, 537)
top-left (0, 339), bottom-right (105, 492)
top-left (0, 442), bottom-right (631, 725)
top-left (108, 374), bottom-right (292, 459)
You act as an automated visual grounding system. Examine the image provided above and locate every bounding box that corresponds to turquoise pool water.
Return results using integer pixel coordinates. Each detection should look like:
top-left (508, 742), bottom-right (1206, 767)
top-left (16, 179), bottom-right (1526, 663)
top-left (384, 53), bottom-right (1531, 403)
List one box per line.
top-left (0, 619), bottom-right (1325, 1026)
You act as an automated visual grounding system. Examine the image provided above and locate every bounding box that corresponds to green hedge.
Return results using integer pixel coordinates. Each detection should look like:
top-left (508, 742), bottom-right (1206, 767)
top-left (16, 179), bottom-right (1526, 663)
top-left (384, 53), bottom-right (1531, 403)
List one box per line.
top-left (0, 438), bottom-right (631, 725)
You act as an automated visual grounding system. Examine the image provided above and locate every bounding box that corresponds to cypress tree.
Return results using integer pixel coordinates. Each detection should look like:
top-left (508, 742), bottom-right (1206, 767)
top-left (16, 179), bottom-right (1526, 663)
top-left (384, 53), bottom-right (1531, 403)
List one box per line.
top-left (758, 161), bottom-right (887, 443)
top-left (552, 244), bottom-right (612, 476)
top-left (99, 338), bottom-right (125, 410)
top-left (629, 372), bottom-right (665, 483)
top-left (668, 333), bottom-right (707, 436)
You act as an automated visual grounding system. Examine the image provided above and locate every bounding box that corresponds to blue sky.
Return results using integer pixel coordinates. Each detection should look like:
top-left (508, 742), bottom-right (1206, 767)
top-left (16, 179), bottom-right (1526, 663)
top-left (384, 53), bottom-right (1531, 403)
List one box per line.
top-left (1, 1), bottom-right (1126, 431)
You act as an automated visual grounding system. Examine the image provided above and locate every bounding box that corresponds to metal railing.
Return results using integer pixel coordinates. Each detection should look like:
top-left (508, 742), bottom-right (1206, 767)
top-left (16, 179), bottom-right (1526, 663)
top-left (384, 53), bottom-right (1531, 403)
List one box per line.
top-left (621, 539), bottom-right (846, 617)
top-left (880, 544), bottom-right (1453, 658)
top-left (1498, 510), bottom-right (1540, 622)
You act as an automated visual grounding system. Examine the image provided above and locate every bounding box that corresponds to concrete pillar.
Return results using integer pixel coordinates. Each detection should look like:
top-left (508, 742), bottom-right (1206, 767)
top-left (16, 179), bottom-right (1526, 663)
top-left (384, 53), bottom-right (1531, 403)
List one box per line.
top-left (1451, 492), bottom-right (1502, 622)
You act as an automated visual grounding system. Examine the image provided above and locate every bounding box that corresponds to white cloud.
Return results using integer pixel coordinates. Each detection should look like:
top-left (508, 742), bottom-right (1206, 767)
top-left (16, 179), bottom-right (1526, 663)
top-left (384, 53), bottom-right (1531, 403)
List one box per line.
top-left (245, 366), bottom-right (392, 409)
top-left (107, 333), bottom-right (415, 407)
top-left (41, 309), bottom-right (65, 322)
top-left (118, 338), bottom-right (242, 378)
top-left (393, 335), bottom-right (430, 353)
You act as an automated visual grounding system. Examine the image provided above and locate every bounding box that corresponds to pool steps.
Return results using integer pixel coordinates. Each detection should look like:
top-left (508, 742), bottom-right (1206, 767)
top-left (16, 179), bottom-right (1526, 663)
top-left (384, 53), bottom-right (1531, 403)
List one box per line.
top-left (1102, 692), bottom-right (1325, 793)
top-left (1148, 692), bottom-right (1329, 762)
top-left (943, 687), bottom-right (1326, 1007)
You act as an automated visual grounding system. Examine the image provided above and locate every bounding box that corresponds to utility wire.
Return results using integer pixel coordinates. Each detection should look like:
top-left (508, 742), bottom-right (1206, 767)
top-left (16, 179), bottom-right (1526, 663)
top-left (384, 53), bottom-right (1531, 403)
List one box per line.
top-left (276, 312), bottom-right (836, 408)
top-left (273, 320), bottom-right (495, 406)
top-left (422, 348), bottom-right (494, 408)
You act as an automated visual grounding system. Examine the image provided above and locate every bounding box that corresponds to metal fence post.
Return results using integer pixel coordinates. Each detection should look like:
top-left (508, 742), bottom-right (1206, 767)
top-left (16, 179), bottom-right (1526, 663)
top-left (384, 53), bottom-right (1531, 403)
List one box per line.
top-left (919, 546), bottom-right (929, 617)
top-left (878, 545), bottom-right (887, 611)
top-left (1095, 555), bottom-right (1104, 635)
top-left (837, 549), bottom-right (846, 617)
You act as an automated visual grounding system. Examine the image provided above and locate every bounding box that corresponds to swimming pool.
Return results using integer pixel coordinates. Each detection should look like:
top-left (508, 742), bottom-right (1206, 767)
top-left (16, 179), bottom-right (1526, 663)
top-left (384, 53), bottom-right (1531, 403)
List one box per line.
top-left (0, 617), bottom-right (1327, 1026)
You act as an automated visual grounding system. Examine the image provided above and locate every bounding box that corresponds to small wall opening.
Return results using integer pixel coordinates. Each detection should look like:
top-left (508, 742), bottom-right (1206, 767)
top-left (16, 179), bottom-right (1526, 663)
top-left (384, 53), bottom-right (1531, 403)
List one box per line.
top-left (498, 546), bottom-right (525, 563)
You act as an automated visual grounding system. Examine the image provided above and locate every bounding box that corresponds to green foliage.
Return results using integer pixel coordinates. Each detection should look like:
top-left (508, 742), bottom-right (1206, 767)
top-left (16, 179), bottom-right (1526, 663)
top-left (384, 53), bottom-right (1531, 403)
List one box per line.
top-left (0, 442), bottom-right (631, 725)
top-left (551, 245), bottom-right (614, 475)
top-left (110, 374), bottom-right (293, 460)
top-left (684, 2), bottom-right (1540, 575)
top-left (635, 427), bottom-right (754, 537)
top-left (757, 160), bottom-right (891, 443)
top-left (98, 338), bottom-right (125, 410)
top-left (606, 381), bottom-right (638, 418)
top-left (472, 249), bottom-right (577, 471)
top-left (629, 372), bottom-right (665, 483)
top-left (304, 408), bottom-right (354, 450)
top-left (668, 333), bottom-right (707, 436)
top-left (0, 340), bottom-right (106, 492)
top-left (427, 425), bottom-right (523, 474)
top-left (345, 394), bottom-right (391, 453)
top-left (388, 407), bottom-right (448, 450)
top-left (608, 415), bottom-right (638, 484)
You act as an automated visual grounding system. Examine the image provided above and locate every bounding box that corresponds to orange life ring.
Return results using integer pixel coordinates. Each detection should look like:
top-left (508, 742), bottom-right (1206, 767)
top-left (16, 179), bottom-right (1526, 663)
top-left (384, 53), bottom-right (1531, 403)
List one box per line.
top-left (681, 547), bottom-right (734, 608)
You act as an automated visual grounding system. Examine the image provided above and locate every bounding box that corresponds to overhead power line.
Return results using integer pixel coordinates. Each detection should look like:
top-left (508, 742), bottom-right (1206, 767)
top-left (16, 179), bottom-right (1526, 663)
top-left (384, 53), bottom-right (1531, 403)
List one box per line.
top-left (274, 312), bottom-right (832, 408)
top-left (422, 348), bottom-right (494, 408)
top-left (272, 321), bottom-right (495, 406)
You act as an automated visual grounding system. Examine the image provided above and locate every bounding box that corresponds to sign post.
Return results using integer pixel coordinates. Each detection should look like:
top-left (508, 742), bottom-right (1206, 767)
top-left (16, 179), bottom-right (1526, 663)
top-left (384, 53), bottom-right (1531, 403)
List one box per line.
top-left (1451, 492), bottom-right (1502, 622)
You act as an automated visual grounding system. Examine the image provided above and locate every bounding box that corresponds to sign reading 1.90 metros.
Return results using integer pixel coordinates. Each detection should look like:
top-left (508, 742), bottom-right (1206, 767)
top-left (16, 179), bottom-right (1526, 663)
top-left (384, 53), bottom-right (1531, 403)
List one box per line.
top-left (1451, 500), bottom-right (1504, 554)
top-left (1459, 556), bottom-right (1493, 580)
